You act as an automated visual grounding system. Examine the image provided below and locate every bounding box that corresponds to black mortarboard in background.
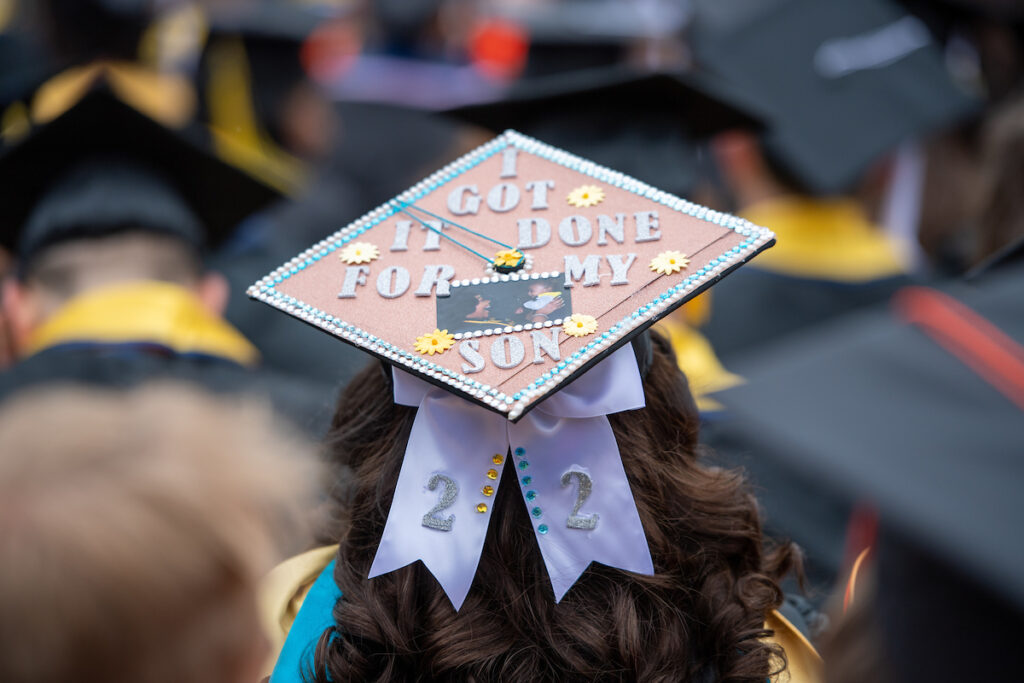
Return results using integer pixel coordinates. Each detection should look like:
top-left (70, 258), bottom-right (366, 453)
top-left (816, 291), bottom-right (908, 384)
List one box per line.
top-left (0, 88), bottom-right (279, 267)
top-left (37, 0), bottom-right (154, 64)
top-left (331, 100), bottom-right (466, 210)
top-left (446, 66), bottom-right (769, 197)
top-left (203, 1), bottom-right (328, 146)
top-left (718, 255), bottom-right (1024, 680)
top-left (690, 0), bottom-right (980, 195)
top-left (496, 0), bottom-right (689, 78)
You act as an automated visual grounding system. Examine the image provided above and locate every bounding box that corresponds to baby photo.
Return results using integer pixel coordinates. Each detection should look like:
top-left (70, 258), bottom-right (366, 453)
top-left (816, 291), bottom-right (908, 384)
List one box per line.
top-left (512, 280), bottom-right (567, 326)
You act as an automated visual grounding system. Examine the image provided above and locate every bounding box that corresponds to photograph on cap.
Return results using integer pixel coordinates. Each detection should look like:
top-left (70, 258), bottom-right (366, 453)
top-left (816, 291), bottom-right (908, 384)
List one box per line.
top-left (436, 273), bottom-right (571, 335)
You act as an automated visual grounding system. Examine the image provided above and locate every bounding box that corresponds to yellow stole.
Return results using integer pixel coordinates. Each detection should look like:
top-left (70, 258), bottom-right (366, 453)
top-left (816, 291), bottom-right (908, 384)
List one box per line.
top-left (742, 196), bottom-right (908, 282)
top-left (25, 281), bottom-right (258, 366)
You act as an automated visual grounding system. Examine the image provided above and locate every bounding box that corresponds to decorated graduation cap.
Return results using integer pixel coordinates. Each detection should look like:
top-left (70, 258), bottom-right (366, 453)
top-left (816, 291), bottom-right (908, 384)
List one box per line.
top-left (0, 88), bottom-right (279, 268)
top-left (447, 66), bottom-right (768, 197)
top-left (249, 131), bottom-right (774, 608)
top-left (690, 0), bottom-right (979, 194)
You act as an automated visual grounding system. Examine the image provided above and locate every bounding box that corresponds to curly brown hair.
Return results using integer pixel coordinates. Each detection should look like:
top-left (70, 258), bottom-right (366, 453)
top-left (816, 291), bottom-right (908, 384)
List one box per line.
top-left (313, 332), bottom-right (799, 682)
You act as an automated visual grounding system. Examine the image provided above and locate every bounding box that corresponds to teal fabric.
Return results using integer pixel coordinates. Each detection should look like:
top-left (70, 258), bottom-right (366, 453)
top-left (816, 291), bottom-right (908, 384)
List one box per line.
top-left (269, 559), bottom-right (341, 683)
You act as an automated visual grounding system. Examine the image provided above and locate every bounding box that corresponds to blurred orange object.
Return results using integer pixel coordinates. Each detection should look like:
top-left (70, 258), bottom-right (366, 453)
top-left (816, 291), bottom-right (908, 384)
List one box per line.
top-left (468, 18), bottom-right (528, 81)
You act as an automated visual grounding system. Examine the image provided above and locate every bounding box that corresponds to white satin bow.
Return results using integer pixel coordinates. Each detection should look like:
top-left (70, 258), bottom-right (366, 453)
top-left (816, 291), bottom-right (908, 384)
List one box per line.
top-left (368, 345), bottom-right (654, 609)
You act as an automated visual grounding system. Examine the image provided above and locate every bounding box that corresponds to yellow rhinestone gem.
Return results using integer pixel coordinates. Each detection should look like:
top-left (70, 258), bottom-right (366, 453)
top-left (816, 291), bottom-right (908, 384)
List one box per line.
top-left (486, 468), bottom-right (498, 480)
top-left (492, 454), bottom-right (504, 465)
top-left (476, 503), bottom-right (488, 513)
top-left (482, 485), bottom-right (494, 497)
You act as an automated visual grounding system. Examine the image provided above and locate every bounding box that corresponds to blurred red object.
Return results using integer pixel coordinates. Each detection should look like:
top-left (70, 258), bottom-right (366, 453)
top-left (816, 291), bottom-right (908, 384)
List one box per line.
top-left (301, 18), bottom-right (363, 84)
top-left (468, 18), bottom-right (529, 82)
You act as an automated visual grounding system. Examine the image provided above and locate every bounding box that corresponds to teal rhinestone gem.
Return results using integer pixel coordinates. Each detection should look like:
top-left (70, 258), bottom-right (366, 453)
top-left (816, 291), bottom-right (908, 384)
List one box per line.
top-left (531, 507), bottom-right (542, 518)
top-left (538, 524), bottom-right (549, 535)
top-left (526, 490), bottom-right (537, 501)
top-left (514, 447), bottom-right (525, 457)
top-left (521, 476), bottom-right (532, 485)
top-left (518, 460), bottom-right (529, 470)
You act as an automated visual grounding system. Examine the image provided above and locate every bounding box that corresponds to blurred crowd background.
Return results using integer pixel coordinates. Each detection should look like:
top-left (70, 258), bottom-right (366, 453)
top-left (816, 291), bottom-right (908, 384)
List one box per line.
top-left (0, 0), bottom-right (1022, 681)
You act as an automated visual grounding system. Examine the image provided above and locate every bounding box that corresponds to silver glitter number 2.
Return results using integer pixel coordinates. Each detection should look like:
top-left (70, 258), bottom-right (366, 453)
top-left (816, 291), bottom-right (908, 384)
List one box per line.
top-left (561, 470), bottom-right (599, 530)
top-left (421, 473), bottom-right (458, 531)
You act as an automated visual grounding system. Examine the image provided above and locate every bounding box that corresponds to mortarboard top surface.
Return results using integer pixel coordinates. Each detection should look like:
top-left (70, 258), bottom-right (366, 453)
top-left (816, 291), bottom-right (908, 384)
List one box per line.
top-left (718, 260), bottom-right (1024, 610)
top-left (446, 66), bottom-right (770, 198)
top-left (691, 0), bottom-right (979, 195)
top-left (0, 88), bottom-right (280, 253)
top-left (448, 66), bottom-right (768, 142)
top-left (248, 130), bottom-right (774, 422)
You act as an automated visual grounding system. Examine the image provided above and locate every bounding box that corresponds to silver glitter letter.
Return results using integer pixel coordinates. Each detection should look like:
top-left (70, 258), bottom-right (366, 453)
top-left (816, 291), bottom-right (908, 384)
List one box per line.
top-left (490, 334), bottom-right (525, 369)
top-left (414, 264), bottom-right (456, 297)
top-left (421, 220), bottom-right (446, 251)
top-left (634, 210), bottom-right (661, 243)
top-left (486, 182), bottom-right (521, 213)
top-left (525, 180), bottom-right (555, 209)
top-left (605, 253), bottom-right (637, 286)
top-left (376, 266), bottom-right (410, 298)
top-left (459, 339), bottom-right (485, 374)
top-left (338, 265), bottom-right (370, 298)
top-left (563, 254), bottom-right (601, 288)
top-left (447, 184), bottom-right (481, 215)
top-left (391, 220), bottom-right (411, 251)
top-left (517, 217), bottom-right (551, 249)
top-left (500, 146), bottom-right (519, 178)
top-left (596, 213), bottom-right (626, 245)
top-left (530, 329), bottom-right (560, 364)
top-left (558, 215), bottom-right (593, 247)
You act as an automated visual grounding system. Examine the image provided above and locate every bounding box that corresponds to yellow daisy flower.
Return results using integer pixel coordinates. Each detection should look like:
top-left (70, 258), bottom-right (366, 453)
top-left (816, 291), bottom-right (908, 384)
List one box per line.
top-left (414, 329), bottom-right (455, 355)
top-left (338, 241), bottom-right (380, 265)
top-left (566, 185), bottom-right (605, 208)
top-left (562, 314), bottom-right (598, 337)
top-left (649, 250), bottom-right (690, 275)
top-left (493, 249), bottom-right (524, 268)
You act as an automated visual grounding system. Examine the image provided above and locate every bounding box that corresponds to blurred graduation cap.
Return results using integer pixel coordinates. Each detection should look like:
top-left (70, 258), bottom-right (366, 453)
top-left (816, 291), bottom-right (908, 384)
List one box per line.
top-left (0, 88), bottom-right (279, 266)
top-left (446, 66), bottom-right (770, 197)
top-left (37, 0), bottom-right (161, 64)
top-left (203, 1), bottom-right (327, 129)
top-left (690, 0), bottom-right (980, 195)
top-left (718, 257), bottom-right (1024, 679)
top-left (197, 1), bottom-right (349, 194)
top-left (495, 0), bottom-right (690, 78)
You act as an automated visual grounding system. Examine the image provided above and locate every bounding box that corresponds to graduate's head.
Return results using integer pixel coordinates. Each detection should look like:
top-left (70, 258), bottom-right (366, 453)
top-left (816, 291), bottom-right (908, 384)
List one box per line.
top-left (247, 127), bottom-right (796, 681)
top-left (0, 90), bottom-right (279, 353)
top-left (1, 158), bottom-right (230, 352)
top-left (315, 331), bottom-right (797, 682)
top-left (527, 281), bottom-right (551, 297)
top-left (0, 383), bottom-right (318, 683)
top-left (465, 292), bottom-right (491, 319)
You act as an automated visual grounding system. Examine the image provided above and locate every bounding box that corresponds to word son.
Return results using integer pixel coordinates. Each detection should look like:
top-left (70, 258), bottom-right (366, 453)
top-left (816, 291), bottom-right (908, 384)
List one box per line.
top-left (458, 329), bottom-right (564, 374)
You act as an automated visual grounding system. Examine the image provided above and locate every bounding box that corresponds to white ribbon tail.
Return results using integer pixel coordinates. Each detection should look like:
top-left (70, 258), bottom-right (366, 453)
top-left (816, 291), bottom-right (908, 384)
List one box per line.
top-left (368, 388), bottom-right (507, 610)
top-left (509, 412), bottom-right (654, 602)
